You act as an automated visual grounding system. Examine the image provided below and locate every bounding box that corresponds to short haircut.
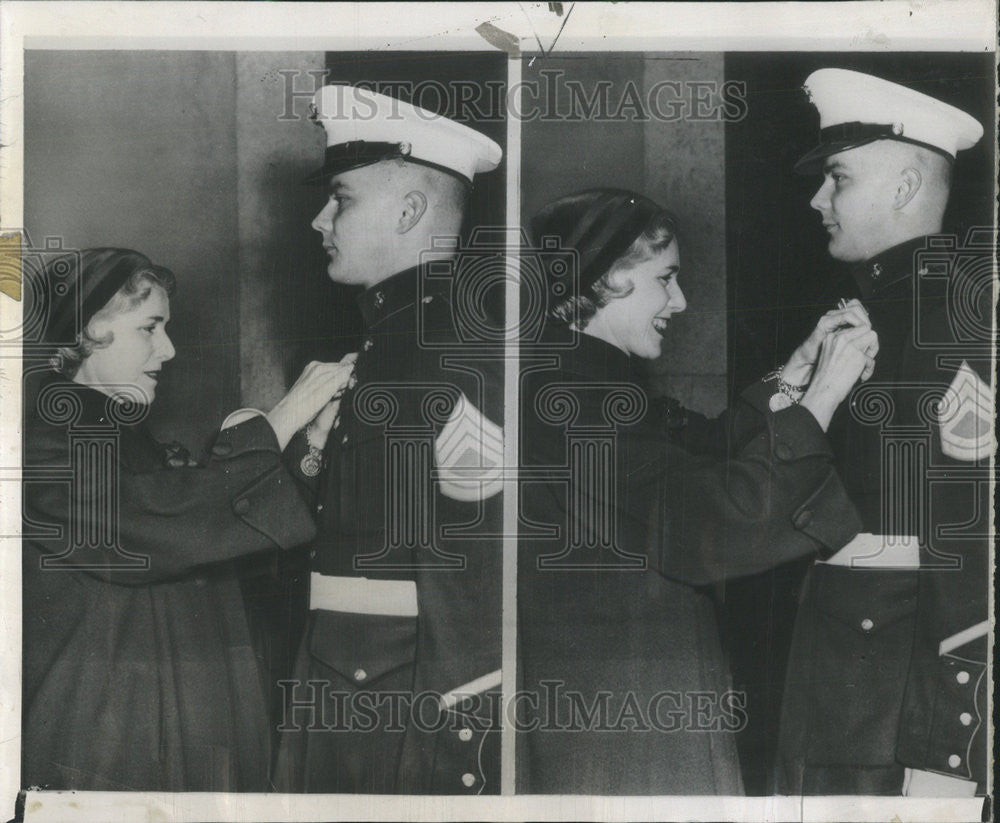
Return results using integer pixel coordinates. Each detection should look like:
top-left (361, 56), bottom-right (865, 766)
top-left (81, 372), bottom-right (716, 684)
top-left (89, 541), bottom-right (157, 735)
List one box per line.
top-left (53, 265), bottom-right (176, 378)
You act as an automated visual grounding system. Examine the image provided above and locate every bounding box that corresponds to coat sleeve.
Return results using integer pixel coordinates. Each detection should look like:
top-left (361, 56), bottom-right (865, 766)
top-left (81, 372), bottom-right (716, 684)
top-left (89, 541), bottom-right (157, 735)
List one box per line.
top-left (647, 380), bottom-right (862, 586)
top-left (25, 415), bottom-right (317, 585)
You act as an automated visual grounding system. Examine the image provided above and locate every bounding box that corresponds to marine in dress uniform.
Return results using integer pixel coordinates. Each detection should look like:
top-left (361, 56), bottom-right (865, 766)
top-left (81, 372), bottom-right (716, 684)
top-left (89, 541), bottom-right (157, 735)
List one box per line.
top-left (517, 190), bottom-right (869, 794)
top-left (275, 87), bottom-right (505, 794)
top-left (776, 69), bottom-right (993, 797)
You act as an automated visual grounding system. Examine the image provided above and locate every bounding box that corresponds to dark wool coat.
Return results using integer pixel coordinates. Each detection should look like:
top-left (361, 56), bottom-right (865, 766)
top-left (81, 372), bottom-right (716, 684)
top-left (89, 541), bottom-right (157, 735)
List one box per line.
top-left (22, 375), bottom-right (316, 791)
top-left (517, 329), bottom-right (861, 794)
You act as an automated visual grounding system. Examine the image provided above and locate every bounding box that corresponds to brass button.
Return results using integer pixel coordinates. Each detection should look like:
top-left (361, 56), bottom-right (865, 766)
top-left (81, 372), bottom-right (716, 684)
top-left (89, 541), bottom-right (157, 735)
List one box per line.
top-left (947, 754), bottom-right (961, 769)
top-left (353, 668), bottom-right (367, 682)
top-left (458, 728), bottom-right (473, 742)
top-left (959, 712), bottom-right (972, 726)
top-left (956, 671), bottom-right (970, 685)
top-left (461, 772), bottom-right (476, 787)
top-left (860, 618), bottom-right (874, 632)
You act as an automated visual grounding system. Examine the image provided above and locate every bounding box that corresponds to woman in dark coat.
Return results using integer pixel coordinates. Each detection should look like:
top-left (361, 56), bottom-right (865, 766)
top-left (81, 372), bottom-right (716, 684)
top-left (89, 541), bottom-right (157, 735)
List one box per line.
top-left (22, 248), bottom-right (353, 792)
top-left (517, 190), bottom-right (877, 794)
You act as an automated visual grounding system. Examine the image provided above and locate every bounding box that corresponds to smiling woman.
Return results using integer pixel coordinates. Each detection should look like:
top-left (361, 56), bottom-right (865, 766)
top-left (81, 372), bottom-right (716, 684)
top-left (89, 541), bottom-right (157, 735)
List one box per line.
top-left (517, 188), bottom-right (880, 794)
top-left (53, 250), bottom-right (177, 404)
top-left (21, 248), bottom-right (355, 792)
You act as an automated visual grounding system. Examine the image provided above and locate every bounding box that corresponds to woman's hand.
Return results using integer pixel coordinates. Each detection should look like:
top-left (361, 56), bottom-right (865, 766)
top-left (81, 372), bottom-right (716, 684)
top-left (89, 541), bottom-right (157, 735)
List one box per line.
top-left (783, 299), bottom-right (870, 387)
top-left (266, 354), bottom-right (357, 450)
top-left (800, 325), bottom-right (879, 431)
top-left (304, 364), bottom-right (359, 452)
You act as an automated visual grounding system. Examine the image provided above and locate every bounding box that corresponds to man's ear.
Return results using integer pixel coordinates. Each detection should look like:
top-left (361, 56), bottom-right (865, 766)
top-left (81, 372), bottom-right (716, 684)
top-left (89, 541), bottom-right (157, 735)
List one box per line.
top-left (398, 190), bottom-right (428, 234)
top-left (894, 167), bottom-right (922, 210)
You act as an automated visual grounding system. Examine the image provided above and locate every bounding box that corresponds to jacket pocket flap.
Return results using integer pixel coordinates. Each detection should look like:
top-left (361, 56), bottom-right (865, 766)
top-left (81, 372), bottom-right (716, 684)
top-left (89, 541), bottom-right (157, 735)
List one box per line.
top-left (814, 566), bottom-right (918, 634)
top-left (308, 610), bottom-right (416, 687)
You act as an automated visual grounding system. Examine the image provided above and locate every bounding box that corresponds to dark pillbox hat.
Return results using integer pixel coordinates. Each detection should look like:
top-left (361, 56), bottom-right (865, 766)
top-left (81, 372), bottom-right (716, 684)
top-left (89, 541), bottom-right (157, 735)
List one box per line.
top-left (531, 188), bottom-right (664, 296)
top-left (42, 248), bottom-right (157, 345)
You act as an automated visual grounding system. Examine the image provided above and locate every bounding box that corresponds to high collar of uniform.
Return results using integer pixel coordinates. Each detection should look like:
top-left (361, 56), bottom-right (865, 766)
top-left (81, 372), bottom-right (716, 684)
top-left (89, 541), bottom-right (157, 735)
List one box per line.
top-left (355, 265), bottom-right (435, 328)
top-left (849, 235), bottom-right (937, 300)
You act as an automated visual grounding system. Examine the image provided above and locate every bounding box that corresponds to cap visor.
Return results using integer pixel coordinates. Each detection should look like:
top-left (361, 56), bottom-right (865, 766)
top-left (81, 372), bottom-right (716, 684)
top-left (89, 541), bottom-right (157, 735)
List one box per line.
top-left (302, 165), bottom-right (331, 186)
top-left (794, 138), bottom-right (888, 174)
top-left (300, 157), bottom-right (380, 186)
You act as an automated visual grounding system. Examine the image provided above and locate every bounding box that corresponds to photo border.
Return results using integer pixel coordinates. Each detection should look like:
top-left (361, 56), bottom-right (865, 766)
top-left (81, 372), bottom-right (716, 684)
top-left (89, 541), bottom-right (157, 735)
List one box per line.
top-left (1, 2), bottom-right (994, 821)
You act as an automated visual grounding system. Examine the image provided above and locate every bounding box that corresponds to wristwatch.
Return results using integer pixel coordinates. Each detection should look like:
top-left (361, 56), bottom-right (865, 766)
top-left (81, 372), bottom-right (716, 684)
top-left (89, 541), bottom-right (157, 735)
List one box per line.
top-left (763, 366), bottom-right (807, 412)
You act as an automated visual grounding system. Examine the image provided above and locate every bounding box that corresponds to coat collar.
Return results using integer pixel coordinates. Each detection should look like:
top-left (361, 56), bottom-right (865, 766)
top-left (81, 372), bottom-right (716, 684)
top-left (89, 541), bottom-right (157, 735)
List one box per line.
top-left (356, 264), bottom-right (450, 329)
top-left (28, 372), bottom-right (141, 427)
top-left (540, 324), bottom-right (642, 383)
top-left (849, 235), bottom-right (936, 300)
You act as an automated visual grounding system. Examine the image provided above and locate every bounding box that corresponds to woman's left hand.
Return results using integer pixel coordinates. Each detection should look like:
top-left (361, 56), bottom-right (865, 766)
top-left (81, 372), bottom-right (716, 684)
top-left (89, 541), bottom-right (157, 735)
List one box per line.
top-left (266, 353), bottom-right (357, 450)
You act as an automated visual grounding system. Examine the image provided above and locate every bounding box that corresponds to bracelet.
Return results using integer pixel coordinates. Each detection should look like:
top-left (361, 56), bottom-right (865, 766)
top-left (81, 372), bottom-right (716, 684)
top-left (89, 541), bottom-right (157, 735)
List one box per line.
top-left (763, 366), bottom-right (808, 397)
top-left (299, 424), bottom-right (325, 478)
top-left (763, 366), bottom-right (806, 412)
top-left (304, 421), bottom-right (326, 451)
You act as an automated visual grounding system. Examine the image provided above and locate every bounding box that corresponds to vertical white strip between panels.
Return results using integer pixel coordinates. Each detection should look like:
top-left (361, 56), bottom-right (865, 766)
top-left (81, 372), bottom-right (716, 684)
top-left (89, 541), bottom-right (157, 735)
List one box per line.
top-left (500, 53), bottom-right (522, 798)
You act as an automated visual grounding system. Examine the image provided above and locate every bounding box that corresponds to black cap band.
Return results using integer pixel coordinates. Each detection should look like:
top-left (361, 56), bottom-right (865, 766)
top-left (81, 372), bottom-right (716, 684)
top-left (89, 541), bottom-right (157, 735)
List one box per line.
top-left (303, 140), bottom-right (474, 188)
top-left (794, 121), bottom-right (955, 174)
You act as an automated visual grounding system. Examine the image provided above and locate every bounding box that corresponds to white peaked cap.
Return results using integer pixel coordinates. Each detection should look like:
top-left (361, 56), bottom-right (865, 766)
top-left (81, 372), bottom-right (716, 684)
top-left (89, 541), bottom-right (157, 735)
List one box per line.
top-left (795, 68), bottom-right (983, 172)
top-left (307, 84), bottom-right (502, 185)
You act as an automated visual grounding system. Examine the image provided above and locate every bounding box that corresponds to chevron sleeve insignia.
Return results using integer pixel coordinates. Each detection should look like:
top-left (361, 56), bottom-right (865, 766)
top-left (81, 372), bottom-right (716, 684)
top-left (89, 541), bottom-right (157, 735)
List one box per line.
top-left (938, 361), bottom-right (995, 462)
top-left (434, 393), bottom-right (504, 502)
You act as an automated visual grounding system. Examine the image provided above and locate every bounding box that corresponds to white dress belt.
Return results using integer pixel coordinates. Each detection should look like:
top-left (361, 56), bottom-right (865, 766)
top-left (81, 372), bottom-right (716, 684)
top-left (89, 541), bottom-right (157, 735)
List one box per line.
top-left (309, 572), bottom-right (418, 617)
top-left (820, 532), bottom-right (920, 569)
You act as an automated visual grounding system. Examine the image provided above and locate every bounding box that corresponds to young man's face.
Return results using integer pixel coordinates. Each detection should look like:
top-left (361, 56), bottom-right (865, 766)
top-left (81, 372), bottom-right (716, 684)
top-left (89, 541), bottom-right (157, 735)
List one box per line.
top-left (809, 141), bottom-right (901, 263)
top-left (311, 163), bottom-right (398, 287)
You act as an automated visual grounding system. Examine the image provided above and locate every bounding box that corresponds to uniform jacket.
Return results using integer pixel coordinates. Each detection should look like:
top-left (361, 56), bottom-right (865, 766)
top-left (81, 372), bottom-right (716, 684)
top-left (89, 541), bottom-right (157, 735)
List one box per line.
top-left (22, 374), bottom-right (316, 791)
top-left (517, 329), bottom-right (862, 794)
top-left (278, 264), bottom-right (504, 794)
top-left (777, 234), bottom-right (993, 795)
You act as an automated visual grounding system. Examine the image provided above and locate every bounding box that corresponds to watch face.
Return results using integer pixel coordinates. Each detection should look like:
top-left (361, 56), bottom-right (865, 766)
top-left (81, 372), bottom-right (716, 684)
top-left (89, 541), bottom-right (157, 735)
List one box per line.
top-left (300, 452), bottom-right (322, 477)
top-left (769, 392), bottom-right (794, 412)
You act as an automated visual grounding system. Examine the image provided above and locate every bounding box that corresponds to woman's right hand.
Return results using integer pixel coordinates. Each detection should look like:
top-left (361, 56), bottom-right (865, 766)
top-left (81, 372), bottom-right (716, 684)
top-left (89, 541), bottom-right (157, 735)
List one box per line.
top-left (800, 325), bottom-right (878, 431)
top-left (783, 299), bottom-right (870, 387)
top-left (266, 354), bottom-right (357, 450)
